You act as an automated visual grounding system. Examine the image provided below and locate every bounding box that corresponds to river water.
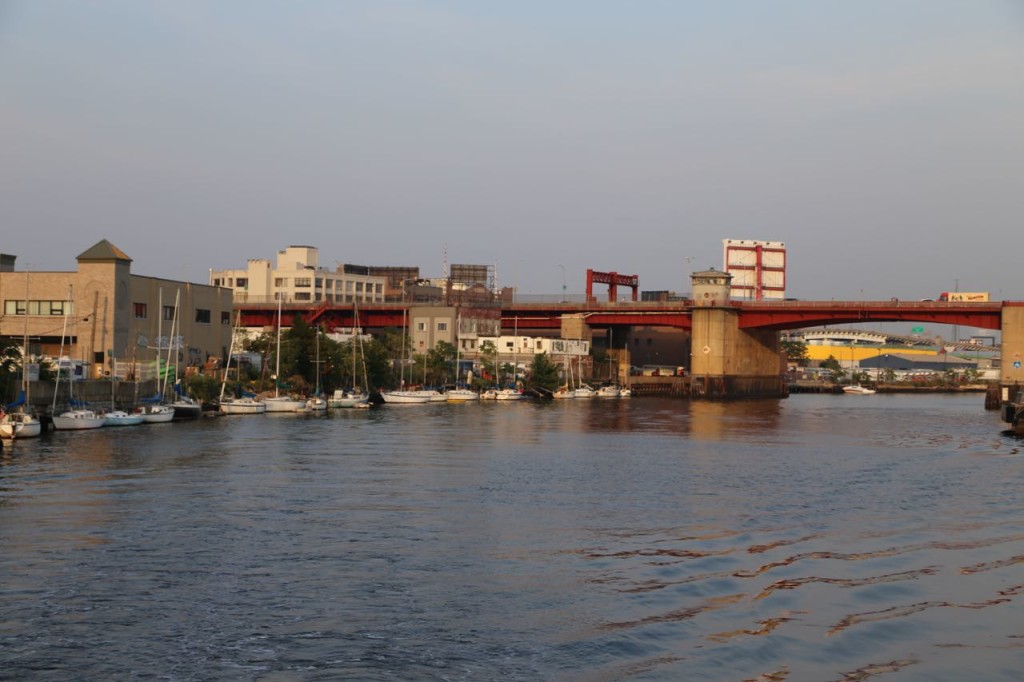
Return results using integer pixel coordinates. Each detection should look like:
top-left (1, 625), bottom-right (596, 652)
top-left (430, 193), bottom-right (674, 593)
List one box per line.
top-left (1, 394), bottom-right (1022, 681)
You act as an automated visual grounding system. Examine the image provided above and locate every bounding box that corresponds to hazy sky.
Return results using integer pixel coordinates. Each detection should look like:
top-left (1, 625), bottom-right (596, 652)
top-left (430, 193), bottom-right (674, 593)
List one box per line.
top-left (2, 1), bottom-right (1022, 299)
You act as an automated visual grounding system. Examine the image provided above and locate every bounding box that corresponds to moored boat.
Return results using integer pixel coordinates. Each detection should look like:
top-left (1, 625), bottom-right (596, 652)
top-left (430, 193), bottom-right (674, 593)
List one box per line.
top-left (446, 388), bottom-right (479, 402)
top-left (53, 409), bottom-right (106, 430)
top-left (133, 403), bottom-right (175, 423)
top-left (381, 390), bottom-right (432, 404)
top-left (103, 410), bottom-right (145, 426)
top-left (843, 385), bottom-right (877, 395)
top-left (0, 410), bottom-right (42, 439)
top-left (219, 396), bottom-right (268, 414)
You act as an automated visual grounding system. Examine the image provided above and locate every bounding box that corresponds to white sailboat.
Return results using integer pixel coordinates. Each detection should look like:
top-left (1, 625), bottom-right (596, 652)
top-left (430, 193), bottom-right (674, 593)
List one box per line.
top-left (383, 306), bottom-right (431, 404)
top-left (495, 312), bottom-right (523, 401)
top-left (552, 354), bottom-right (575, 399)
top-left (219, 310), bottom-right (266, 415)
top-left (134, 288), bottom-right (177, 423)
top-left (329, 303), bottom-right (370, 408)
top-left (1, 267), bottom-right (42, 439)
top-left (447, 313), bottom-right (478, 402)
top-left (52, 285), bottom-right (105, 430)
top-left (103, 376), bottom-right (143, 426)
top-left (306, 327), bottom-right (328, 411)
top-left (265, 297), bottom-right (307, 412)
top-left (163, 289), bottom-right (202, 420)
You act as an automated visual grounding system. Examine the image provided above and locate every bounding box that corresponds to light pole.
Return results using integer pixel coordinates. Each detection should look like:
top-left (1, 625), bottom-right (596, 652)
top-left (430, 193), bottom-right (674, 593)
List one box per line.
top-left (558, 264), bottom-right (566, 302)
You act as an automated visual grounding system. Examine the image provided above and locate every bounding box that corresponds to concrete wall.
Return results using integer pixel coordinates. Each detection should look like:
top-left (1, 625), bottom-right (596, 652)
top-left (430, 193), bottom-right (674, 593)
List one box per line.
top-left (690, 306), bottom-right (785, 397)
top-left (1001, 304), bottom-right (1024, 386)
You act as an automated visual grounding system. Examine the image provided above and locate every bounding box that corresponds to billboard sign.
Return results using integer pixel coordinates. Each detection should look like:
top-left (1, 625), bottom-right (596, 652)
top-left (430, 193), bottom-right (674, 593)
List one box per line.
top-left (723, 239), bottom-right (786, 300)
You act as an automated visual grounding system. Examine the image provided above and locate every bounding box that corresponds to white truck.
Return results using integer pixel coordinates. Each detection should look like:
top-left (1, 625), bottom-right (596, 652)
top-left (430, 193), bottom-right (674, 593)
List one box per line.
top-left (938, 291), bottom-right (989, 302)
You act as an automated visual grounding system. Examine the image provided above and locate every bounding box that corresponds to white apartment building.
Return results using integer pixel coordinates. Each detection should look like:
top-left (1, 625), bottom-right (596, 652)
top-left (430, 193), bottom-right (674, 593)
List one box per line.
top-left (209, 245), bottom-right (386, 304)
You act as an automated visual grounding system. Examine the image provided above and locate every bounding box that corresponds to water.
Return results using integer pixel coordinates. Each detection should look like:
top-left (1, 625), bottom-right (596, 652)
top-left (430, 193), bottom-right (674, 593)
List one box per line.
top-left (1, 394), bottom-right (1022, 680)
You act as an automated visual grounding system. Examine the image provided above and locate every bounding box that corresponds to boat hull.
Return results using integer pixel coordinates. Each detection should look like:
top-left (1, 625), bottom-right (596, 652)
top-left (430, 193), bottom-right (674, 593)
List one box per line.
top-left (446, 389), bottom-right (479, 402)
top-left (382, 391), bottom-right (432, 404)
top-left (135, 405), bottom-right (175, 423)
top-left (53, 410), bottom-right (106, 430)
top-left (104, 410), bottom-right (145, 426)
top-left (219, 399), bottom-right (267, 414)
top-left (264, 397), bottom-right (308, 412)
top-left (329, 395), bottom-right (369, 408)
top-left (0, 413), bottom-right (42, 439)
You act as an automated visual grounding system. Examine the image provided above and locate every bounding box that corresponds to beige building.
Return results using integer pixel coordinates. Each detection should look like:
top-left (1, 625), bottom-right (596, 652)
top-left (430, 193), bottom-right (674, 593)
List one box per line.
top-left (0, 240), bottom-right (233, 379)
top-left (210, 245), bottom-right (387, 304)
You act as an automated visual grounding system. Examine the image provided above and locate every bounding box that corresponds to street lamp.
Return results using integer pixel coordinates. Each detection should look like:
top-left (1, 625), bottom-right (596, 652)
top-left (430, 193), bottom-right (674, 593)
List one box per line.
top-left (558, 264), bottom-right (566, 302)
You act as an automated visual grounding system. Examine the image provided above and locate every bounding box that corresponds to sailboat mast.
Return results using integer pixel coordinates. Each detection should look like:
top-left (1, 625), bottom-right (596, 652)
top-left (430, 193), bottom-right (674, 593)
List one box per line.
top-left (275, 296), bottom-right (282, 398)
top-left (52, 285), bottom-right (72, 413)
top-left (22, 267), bottom-right (30, 401)
top-left (162, 290), bottom-right (180, 400)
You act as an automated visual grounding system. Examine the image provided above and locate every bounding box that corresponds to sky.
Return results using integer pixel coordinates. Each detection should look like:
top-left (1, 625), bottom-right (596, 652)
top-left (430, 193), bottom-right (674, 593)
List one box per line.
top-left (2, 1), bottom-right (1022, 300)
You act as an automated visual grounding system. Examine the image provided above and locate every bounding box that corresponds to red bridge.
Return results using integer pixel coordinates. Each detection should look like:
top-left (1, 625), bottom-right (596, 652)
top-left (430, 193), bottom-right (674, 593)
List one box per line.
top-left (237, 299), bottom-right (1008, 333)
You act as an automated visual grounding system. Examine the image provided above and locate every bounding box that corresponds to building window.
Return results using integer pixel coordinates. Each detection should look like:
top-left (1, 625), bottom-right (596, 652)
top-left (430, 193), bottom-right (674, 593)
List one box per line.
top-left (236, 278), bottom-right (248, 289)
top-left (133, 303), bottom-right (147, 319)
top-left (295, 292), bottom-right (311, 301)
top-left (275, 278), bottom-right (287, 287)
top-left (212, 278), bottom-right (222, 287)
top-left (195, 309), bottom-right (211, 324)
top-left (416, 322), bottom-right (426, 331)
top-left (163, 306), bottom-right (175, 321)
top-left (4, 300), bottom-right (71, 315)
top-left (437, 322), bottom-right (448, 332)
top-left (221, 311), bottom-right (231, 324)
top-left (294, 277), bottom-right (311, 288)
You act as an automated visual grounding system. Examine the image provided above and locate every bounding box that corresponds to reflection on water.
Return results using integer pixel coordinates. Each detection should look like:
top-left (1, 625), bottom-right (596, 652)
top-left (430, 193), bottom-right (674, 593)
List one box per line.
top-left (1, 394), bottom-right (1023, 680)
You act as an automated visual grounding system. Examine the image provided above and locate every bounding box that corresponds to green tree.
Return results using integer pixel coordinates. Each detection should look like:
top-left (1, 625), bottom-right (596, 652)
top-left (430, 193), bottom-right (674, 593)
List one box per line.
top-left (820, 355), bottom-right (846, 383)
top-left (477, 341), bottom-right (497, 387)
top-left (781, 337), bottom-right (809, 366)
top-left (426, 341), bottom-right (456, 386)
top-left (182, 373), bottom-right (222, 402)
top-left (0, 338), bottom-right (22, 402)
top-left (527, 352), bottom-right (561, 392)
top-left (279, 315), bottom-right (316, 385)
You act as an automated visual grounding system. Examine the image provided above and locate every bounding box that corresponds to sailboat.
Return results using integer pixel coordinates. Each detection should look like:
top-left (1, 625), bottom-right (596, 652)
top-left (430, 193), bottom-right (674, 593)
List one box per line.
top-left (51, 285), bottom-right (105, 430)
top-left (218, 310), bottom-right (267, 414)
top-left (162, 289), bottom-right (202, 420)
top-left (133, 287), bottom-right (176, 423)
top-left (1, 268), bottom-right (42, 439)
top-left (552, 353), bottom-right (575, 399)
top-left (264, 297), bottom-right (307, 412)
top-left (447, 313), bottom-right (478, 402)
top-left (103, 373), bottom-right (144, 426)
top-left (306, 326), bottom-right (328, 411)
top-left (382, 305), bottom-right (431, 403)
top-left (495, 311), bottom-right (523, 400)
top-left (329, 303), bottom-right (370, 408)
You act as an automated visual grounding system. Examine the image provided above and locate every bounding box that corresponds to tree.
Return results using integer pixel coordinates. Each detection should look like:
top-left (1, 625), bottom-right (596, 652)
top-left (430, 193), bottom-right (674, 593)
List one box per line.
top-left (820, 355), bottom-right (846, 383)
top-left (477, 341), bottom-right (497, 388)
top-left (781, 337), bottom-right (809, 366)
top-left (426, 341), bottom-right (456, 386)
top-left (527, 352), bottom-right (561, 392)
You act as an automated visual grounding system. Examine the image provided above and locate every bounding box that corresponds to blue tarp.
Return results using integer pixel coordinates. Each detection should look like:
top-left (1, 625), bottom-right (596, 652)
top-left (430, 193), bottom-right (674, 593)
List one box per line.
top-left (4, 390), bottom-right (26, 410)
top-left (140, 394), bottom-right (163, 404)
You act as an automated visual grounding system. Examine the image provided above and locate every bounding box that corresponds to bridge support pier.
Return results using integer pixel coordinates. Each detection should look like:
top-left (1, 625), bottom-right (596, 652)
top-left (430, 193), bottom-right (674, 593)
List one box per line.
top-left (689, 269), bottom-right (786, 399)
top-left (999, 304), bottom-right (1024, 404)
top-left (689, 307), bottom-right (786, 399)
